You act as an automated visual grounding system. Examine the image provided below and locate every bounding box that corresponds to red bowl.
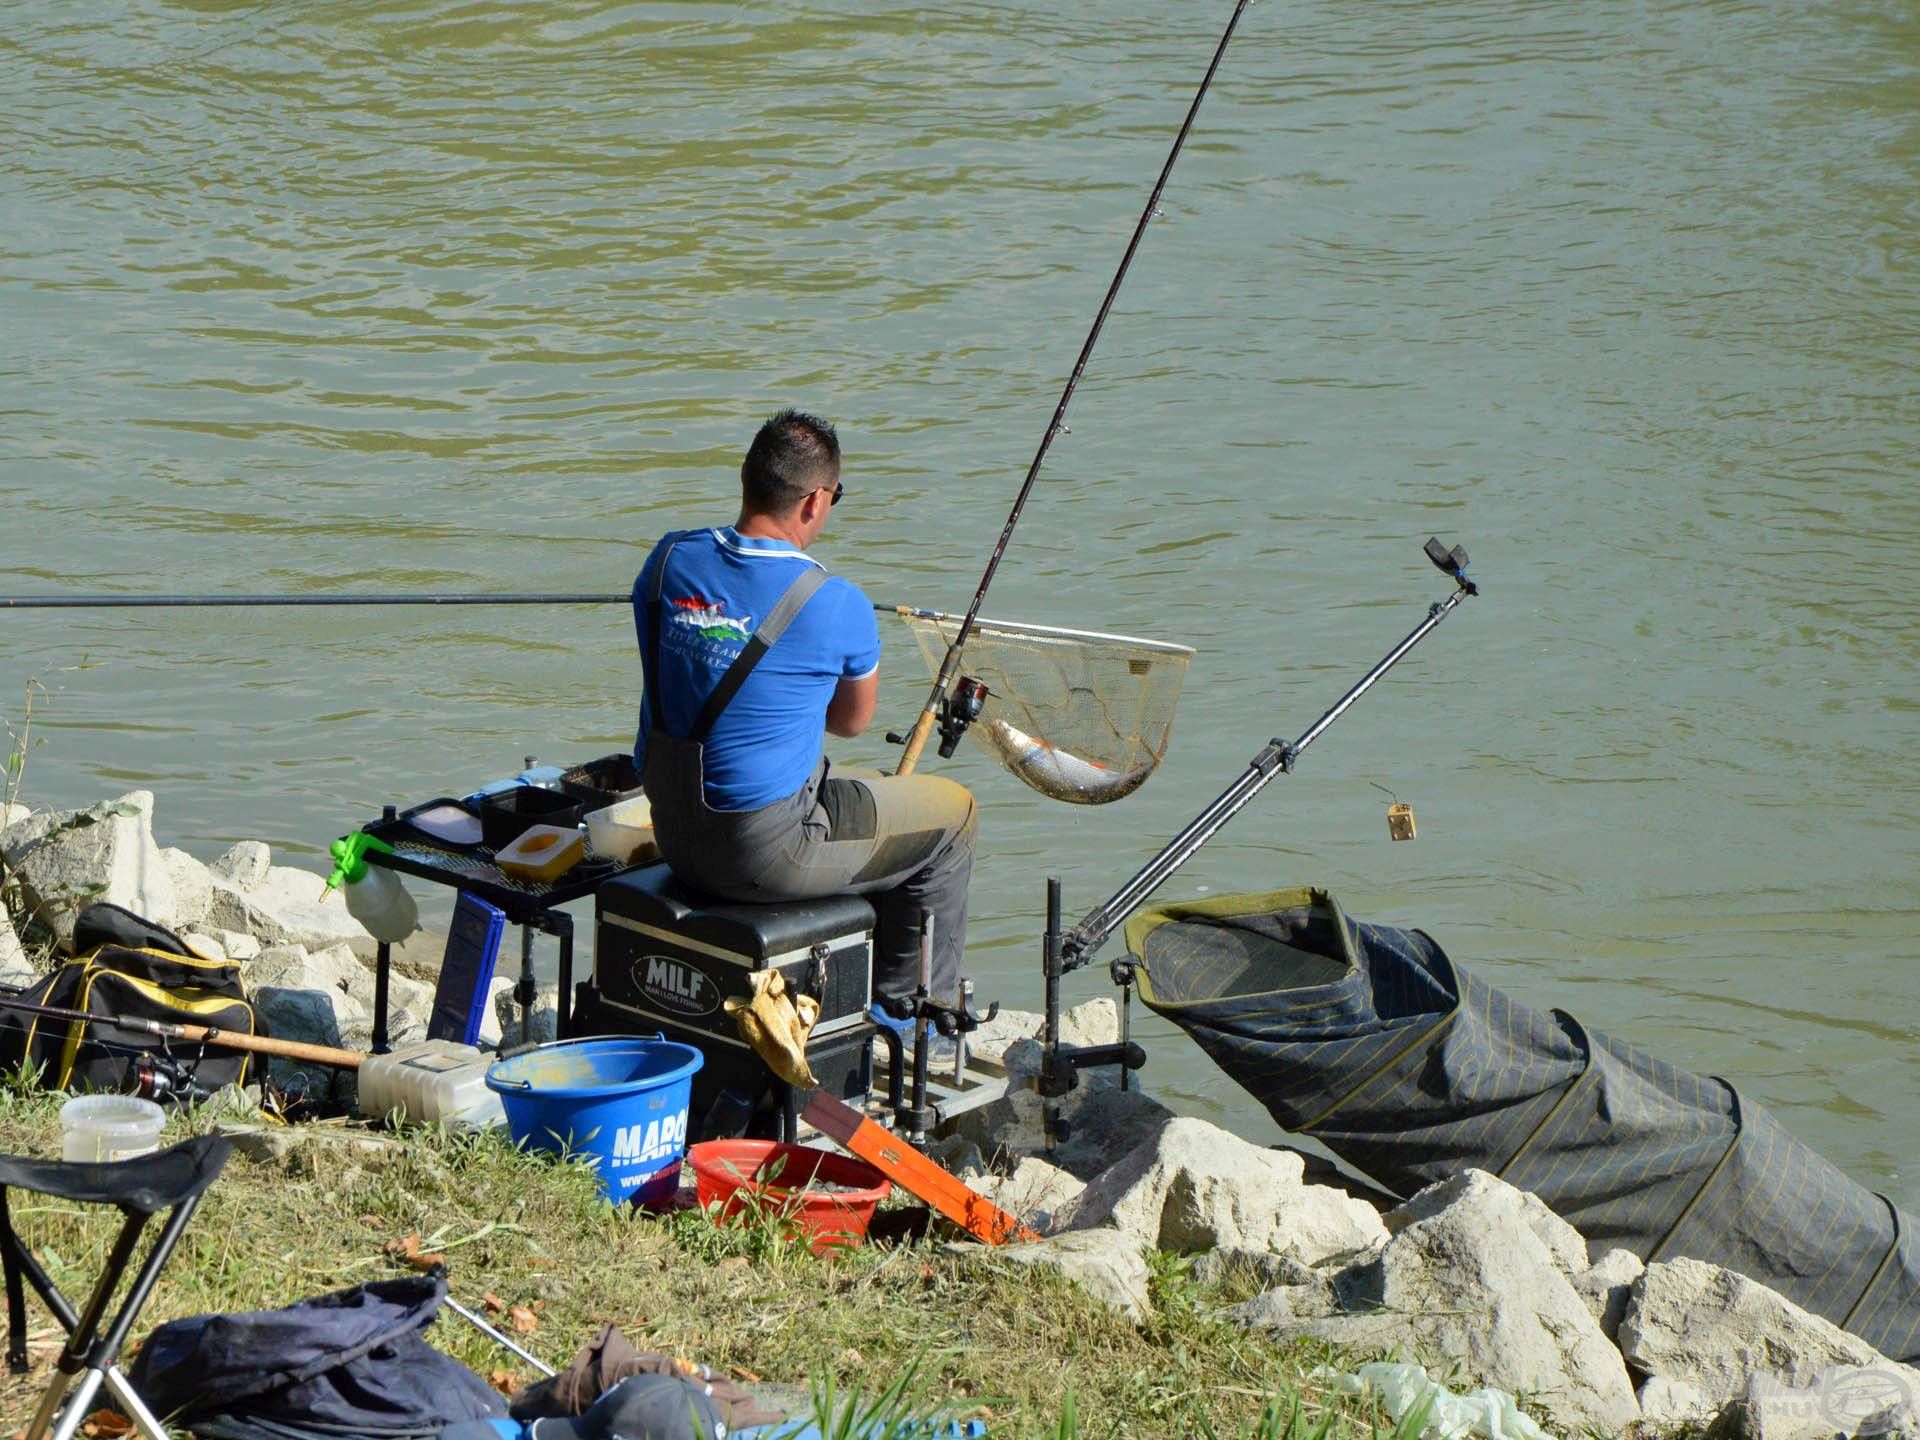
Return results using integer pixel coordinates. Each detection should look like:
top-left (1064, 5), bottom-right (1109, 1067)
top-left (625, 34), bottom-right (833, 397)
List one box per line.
top-left (686, 1140), bottom-right (891, 1255)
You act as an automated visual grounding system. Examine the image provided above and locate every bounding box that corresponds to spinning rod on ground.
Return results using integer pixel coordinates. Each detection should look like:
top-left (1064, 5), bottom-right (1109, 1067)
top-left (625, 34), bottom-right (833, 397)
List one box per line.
top-left (890, 0), bottom-right (1254, 777)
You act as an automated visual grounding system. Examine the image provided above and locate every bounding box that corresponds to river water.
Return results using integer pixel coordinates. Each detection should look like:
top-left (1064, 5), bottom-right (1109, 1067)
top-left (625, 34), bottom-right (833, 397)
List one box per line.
top-left (4, 1), bottom-right (1917, 1205)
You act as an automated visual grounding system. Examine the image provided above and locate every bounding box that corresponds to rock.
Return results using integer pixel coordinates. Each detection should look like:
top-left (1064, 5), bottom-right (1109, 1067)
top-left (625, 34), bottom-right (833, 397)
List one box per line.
top-left (214, 929), bottom-right (260, 961)
top-left (476, 976), bottom-right (517, 1048)
top-left (1636, 1375), bottom-right (1716, 1427)
top-left (208, 866), bottom-right (372, 955)
top-left (1388, 1169), bottom-right (1588, 1281)
top-left (1229, 1279), bottom-right (1339, 1330)
top-left (1575, 1248), bottom-right (1644, 1344)
top-left (209, 841), bottom-right (271, 893)
top-left (196, 1083), bottom-right (264, 1124)
top-left (970, 1156), bottom-right (1087, 1234)
top-left (1258, 1168), bottom-right (1639, 1434)
top-left (0, 906), bottom-right (30, 983)
top-left (1735, 1365), bottom-right (1920, 1440)
top-left (968, 1000), bottom-right (1120, 1073)
top-left (249, 943), bottom-right (358, 995)
top-left (943, 1075), bottom-right (1177, 1179)
top-left (967, 1007), bottom-right (1041, 1066)
top-left (495, 984), bottom-right (556, 1049)
top-left (927, 1134), bottom-right (987, 1178)
top-left (160, 848), bottom-right (213, 930)
top-left (1056, 1116), bottom-right (1388, 1263)
top-left (994, 1229), bottom-right (1153, 1320)
top-left (0, 791), bottom-right (178, 948)
top-left (1618, 1257), bottom-right (1895, 1407)
top-left (1, 803), bottom-right (28, 833)
top-left (179, 932), bottom-right (227, 963)
top-left (253, 986), bottom-right (358, 1101)
top-left (1193, 1248), bottom-right (1323, 1292)
top-left (217, 1120), bottom-right (401, 1166)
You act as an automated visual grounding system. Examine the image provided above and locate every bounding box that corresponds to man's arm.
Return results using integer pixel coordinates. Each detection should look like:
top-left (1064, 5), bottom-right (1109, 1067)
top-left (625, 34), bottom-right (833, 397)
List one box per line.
top-left (826, 670), bottom-right (879, 738)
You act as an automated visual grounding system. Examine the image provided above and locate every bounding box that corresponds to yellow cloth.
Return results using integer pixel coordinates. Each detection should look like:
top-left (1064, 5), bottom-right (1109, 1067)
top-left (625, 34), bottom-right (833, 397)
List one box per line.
top-left (724, 968), bottom-right (821, 1089)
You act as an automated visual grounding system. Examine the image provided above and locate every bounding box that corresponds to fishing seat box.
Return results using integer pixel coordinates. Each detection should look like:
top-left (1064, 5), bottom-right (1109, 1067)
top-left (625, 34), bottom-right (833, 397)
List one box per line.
top-left (585, 864), bottom-right (874, 1139)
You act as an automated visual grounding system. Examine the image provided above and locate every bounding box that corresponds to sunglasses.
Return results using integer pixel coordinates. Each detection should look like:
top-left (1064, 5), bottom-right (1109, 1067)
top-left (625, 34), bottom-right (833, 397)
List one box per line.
top-left (824, 480), bottom-right (844, 507)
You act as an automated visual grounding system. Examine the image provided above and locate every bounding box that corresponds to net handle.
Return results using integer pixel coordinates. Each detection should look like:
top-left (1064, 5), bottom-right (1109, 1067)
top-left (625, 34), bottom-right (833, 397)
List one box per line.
top-left (908, 611), bottom-right (1196, 657)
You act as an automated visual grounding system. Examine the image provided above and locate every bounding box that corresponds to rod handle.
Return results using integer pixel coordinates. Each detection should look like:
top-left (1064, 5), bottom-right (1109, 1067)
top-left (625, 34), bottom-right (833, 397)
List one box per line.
top-left (893, 707), bottom-right (939, 777)
top-left (170, 1022), bottom-right (365, 1070)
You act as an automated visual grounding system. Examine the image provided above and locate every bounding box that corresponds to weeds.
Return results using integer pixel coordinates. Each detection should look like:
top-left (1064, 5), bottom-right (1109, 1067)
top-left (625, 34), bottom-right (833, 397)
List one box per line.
top-left (0, 1093), bottom-right (1454, 1437)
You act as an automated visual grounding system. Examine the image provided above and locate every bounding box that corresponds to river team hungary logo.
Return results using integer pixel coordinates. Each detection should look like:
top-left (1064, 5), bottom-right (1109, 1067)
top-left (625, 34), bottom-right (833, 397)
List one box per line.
top-left (668, 594), bottom-right (753, 644)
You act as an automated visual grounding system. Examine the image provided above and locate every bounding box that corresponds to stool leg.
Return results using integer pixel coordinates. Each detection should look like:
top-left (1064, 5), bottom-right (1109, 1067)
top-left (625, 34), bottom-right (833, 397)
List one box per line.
top-left (103, 1366), bottom-right (170, 1440)
top-left (30, 1363), bottom-right (101, 1440)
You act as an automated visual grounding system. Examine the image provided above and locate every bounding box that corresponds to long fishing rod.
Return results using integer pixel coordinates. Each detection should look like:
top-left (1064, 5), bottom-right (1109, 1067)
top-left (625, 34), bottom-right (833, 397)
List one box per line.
top-left (0, 993), bottom-right (365, 1070)
top-left (891, 0), bottom-right (1253, 777)
top-left (0, 592), bottom-right (939, 619)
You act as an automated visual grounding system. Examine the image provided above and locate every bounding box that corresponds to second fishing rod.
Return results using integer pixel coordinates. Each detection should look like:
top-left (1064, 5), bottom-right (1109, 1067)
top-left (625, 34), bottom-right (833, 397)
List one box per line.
top-left (889, 0), bottom-right (1253, 777)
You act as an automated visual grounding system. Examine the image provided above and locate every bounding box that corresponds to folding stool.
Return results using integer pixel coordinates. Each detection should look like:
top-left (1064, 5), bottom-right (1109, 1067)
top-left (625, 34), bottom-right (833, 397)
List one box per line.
top-left (0, 1133), bottom-right (230, 1440)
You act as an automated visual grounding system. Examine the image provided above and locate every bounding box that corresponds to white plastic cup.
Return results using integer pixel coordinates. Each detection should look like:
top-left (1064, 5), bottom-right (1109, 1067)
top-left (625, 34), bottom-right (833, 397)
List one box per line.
top-left (60, 1095), bottom-right (165, 1163)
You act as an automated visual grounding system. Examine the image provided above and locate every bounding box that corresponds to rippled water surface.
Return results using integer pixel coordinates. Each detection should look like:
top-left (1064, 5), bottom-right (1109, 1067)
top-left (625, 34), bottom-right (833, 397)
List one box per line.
top-left (4, 1), bottom-right (1917, 1202)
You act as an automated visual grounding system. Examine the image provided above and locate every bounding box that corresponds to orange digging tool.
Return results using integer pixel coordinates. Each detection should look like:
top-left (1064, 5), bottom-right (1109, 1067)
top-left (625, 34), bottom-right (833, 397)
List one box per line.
top-left (802, 1091), bottom-right (1040, 1246)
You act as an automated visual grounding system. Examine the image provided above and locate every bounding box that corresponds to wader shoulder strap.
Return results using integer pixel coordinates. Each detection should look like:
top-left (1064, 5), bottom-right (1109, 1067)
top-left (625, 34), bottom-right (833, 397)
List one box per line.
top-left (690, 565), bottom-right (830, 742)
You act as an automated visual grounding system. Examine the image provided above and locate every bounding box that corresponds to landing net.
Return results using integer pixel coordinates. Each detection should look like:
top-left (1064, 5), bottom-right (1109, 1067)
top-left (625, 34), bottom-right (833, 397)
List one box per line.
top-left (901, 612), bottom-right (1194, 804)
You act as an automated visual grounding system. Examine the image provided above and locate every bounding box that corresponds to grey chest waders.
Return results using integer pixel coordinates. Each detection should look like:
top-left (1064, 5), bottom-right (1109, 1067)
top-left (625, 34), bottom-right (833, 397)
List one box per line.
top-left (640, 547), bottom-right (829, 878)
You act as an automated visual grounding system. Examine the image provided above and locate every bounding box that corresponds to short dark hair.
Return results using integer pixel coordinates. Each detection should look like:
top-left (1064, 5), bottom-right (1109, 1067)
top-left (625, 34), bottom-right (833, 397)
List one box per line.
top-left (740, 409), bottom-right (840, 513)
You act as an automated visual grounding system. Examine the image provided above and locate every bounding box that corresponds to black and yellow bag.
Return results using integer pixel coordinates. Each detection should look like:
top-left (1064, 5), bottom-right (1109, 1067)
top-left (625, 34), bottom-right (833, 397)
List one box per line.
top-left (0, 905), bottom-right (259, 1098)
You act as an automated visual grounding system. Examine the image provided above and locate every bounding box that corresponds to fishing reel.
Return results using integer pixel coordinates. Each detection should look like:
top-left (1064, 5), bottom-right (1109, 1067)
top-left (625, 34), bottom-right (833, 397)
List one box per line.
top-left (935, 676), bottom-right (990, 759)
top-left (122, 1047), bottom-right (218, 1106)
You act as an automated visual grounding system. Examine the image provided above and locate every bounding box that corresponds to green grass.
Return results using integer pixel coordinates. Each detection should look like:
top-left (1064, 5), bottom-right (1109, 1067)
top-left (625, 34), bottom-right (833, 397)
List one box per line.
top-left (0, 1090), bottom-right (1440, 1438)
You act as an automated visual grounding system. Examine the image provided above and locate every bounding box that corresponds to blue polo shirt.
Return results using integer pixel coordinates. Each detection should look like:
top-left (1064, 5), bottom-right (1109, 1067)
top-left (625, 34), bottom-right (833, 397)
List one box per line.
top-left (634, 527), bottom-right (881, 811)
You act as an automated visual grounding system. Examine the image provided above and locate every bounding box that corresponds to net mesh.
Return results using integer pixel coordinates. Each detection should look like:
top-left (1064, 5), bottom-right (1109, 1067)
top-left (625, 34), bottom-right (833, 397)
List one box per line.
top-left (902, 612), bottom-right (1194, 804)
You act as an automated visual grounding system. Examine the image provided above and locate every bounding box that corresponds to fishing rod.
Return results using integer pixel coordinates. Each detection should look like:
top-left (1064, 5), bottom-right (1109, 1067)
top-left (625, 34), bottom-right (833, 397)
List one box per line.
top-left (0, 994), bottom-right (365, 1070)
top-left (0, 592), bottom-right (940, 618)
top-left (890, 0), bottom-right (1253, 777)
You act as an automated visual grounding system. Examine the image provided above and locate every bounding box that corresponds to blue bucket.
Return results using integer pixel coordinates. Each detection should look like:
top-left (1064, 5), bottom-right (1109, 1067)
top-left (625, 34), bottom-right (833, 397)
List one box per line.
top-left (485, 1036), bottom-right (704, 1208)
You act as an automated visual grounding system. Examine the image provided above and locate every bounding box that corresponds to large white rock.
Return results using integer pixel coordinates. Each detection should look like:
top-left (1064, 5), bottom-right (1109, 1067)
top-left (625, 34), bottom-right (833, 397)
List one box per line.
top-left (1636, 1375), bottom-right (1716, 1427)
top-left (993, 1229), bottom-right (1153, 1320)
top-left (1735, 1364), bottom-right (1920, 1440)
top-left (1388, 1170), bottom-right (1589, 1281)
top-left (209, 841), bottom-right (271, 893)
top-left (1253, 1169), bottom-right (1639, 1435)
top-left (1618, 1257), bottom-right (1902, 1407)
top-left (945, 1074), bottom-right (1178, 1180)
top-left (966, 1007), bottom-right (1042, 1066)
top-left (0, 906), bottom-right (33, 984)
top-left (967, 1155), bottom-right (1087, 1235)
top-left (160, 848), bottom-right (214, 930)
top-left (214, 929), bottom-right (261, 961)
top-left (1, 803), bottom-right (28, 833)
top-left (0, 791), bottom-right (178, 947)
top-left (208, 865), bottom-right (372, 955)
top-left (494, 984), bottom-right (557, 1049)
top-left (1057, 1116), bottom-right (1388, 1263)
top-left (968, 1000), bottom-right (1122, 1071)
top-left (476, 975), bottom-right (517, 1048)
top-left (1574, 1247), bottom-right (1644, 1344)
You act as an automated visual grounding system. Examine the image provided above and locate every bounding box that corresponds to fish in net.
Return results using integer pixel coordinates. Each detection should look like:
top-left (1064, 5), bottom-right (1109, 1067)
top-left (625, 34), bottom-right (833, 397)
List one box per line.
top-left (901, 612), bottom-right (1194, 804)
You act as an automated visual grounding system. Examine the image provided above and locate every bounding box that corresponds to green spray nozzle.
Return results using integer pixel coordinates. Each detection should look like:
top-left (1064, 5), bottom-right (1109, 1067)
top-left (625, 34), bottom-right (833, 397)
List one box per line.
top-left (323, 831), bottom-right (397, 899)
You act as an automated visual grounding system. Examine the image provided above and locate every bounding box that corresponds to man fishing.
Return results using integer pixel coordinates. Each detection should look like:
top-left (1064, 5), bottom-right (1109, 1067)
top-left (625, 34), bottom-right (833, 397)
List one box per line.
top-left (633, 408), bottom-right (977, 1008)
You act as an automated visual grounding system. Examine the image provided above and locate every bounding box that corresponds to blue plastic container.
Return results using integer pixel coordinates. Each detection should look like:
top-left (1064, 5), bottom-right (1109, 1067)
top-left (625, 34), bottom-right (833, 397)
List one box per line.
top-left (485, 1036), bottom-right (703, 1208)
